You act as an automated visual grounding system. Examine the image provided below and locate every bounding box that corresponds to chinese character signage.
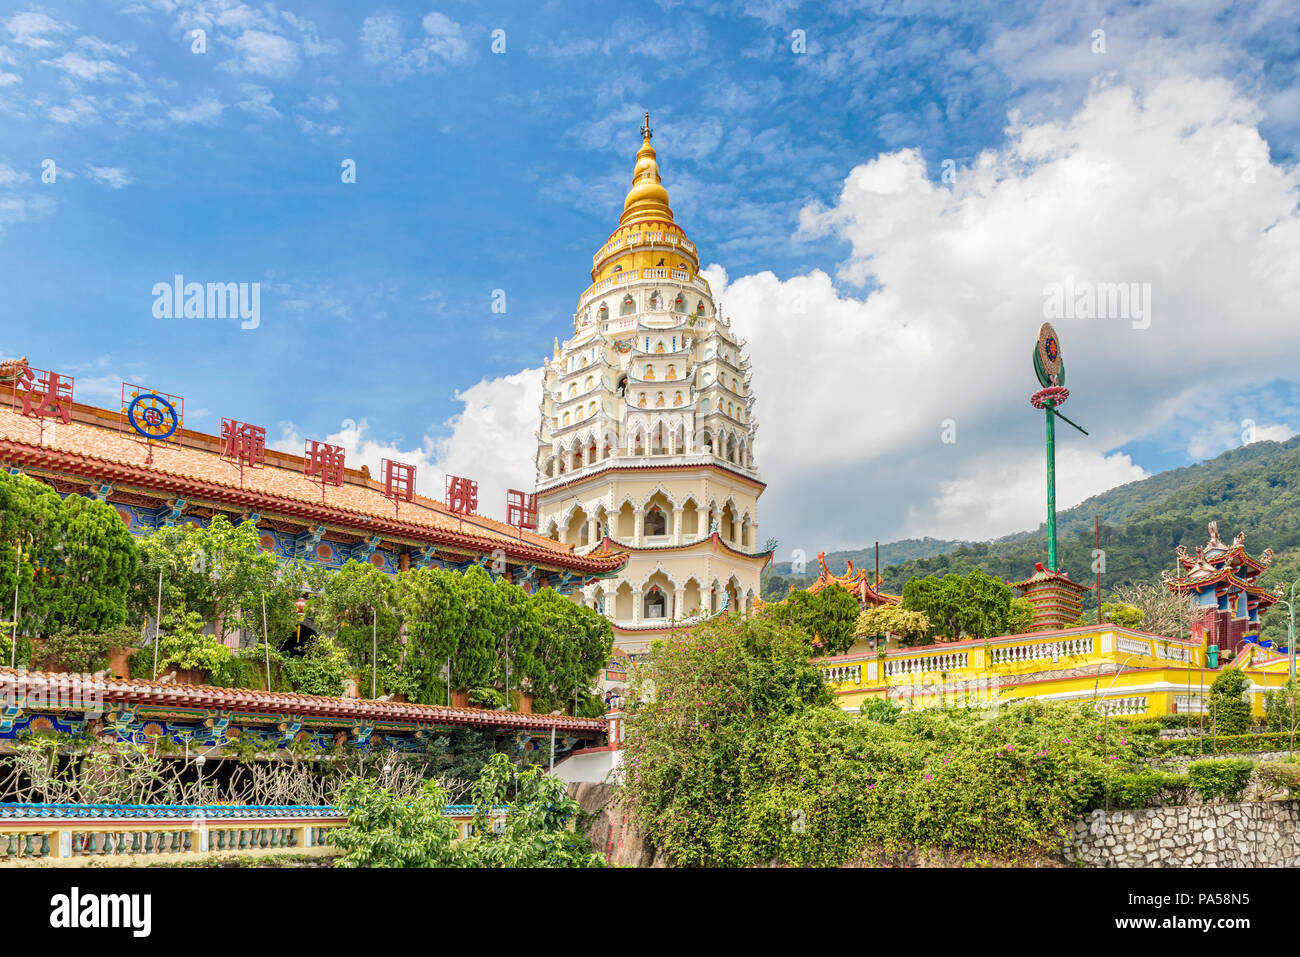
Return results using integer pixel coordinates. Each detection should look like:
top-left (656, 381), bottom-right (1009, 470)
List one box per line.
top-left (14, 366), bottom-right (74, 425)
top-left (221, 419), bottom-right (266, 469)
top-left (305, 440), bottom-right (346, 487)
top-left (445, 474), bottom-right (478, 514)
top-left (506, 489), bottom-right (537, 531)
top-left (382, 459), bottom-right (416, 503)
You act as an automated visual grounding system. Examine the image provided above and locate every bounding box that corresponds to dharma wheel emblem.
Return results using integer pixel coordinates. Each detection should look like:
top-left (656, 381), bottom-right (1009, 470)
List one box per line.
top-left (1034, 321), bottom-right (1064, 387)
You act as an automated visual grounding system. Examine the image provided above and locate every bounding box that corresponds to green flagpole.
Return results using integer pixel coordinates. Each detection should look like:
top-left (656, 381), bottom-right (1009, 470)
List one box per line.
top-left (1046, 396), bottom-right (1057, 572)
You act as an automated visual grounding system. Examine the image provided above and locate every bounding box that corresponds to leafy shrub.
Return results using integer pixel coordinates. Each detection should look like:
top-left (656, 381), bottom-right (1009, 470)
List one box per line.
top-left (468, 687), bottom-right (506, 709)
top-left (1264, 681), bottom-right (1300, 734)
top-left (1255, 759), bottom-right (1300, 798)
top-left (1158, 714), bottom-right (1200, 730)
top-left (1187, 759), bottom-right (1254, 802)
top-left (1121, 720), bottom-right (1162, 737)
top-left (1208, 668), bottom-right (1252, 736)
top-left (281, 638), bottom-right (348, 697)
top-left (859, 698), bottom-right (902, 724)
top-left (332, 777), bottom-right (463, 868)
top-left (1103, 769), bottom-right (1188, 808)
top-left (35, 625), bottom-right (138, 674)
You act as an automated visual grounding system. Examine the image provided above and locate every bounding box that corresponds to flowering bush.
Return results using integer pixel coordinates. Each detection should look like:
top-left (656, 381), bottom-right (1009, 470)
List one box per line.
top-left (620, 615), bottom-right (1149, 866)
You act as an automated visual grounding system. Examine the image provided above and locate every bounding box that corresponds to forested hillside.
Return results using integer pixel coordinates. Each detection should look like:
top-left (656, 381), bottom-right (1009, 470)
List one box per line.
top-left (763, 436), bottom-right (1300, 644)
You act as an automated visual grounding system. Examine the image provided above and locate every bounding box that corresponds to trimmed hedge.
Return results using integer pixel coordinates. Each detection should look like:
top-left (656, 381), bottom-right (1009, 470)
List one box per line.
top-left (1102, 769), bottom-right (1188, 808)
top-left (1152, 732), bottom-right (1300, 756)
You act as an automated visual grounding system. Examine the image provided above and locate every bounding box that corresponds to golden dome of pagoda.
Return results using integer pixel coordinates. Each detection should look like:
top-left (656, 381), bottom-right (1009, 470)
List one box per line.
top-left (619, 112), bottom-right (674, 226)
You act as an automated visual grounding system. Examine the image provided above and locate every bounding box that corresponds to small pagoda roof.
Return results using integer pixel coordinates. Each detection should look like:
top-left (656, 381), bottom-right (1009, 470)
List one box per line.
top-left (803, 552), bottom-right (900, 606)
top-left (1010, 562), bottom-right (1091, 593)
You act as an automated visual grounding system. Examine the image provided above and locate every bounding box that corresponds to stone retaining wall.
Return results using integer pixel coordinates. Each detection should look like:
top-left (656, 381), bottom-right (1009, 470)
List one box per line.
top-left (1063, 800), bottom-right (1300, 867)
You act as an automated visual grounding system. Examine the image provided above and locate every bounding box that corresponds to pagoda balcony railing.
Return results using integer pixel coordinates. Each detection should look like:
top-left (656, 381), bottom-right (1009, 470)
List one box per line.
top-left (579, 271), bottom-right (711, 313)
top-left (989, 636), bottom-right (1093, 665)
top-left (592, 231), bottom-right (697, 269)
top-left (539, 451), bottom-right (759, 490)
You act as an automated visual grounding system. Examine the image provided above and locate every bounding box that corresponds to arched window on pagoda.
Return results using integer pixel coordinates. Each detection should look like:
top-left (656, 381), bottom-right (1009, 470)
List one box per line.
top-left (696, 300), bottom-right (705, 316)
top-left (666, 364), bottom-right (676, 380)
top-left (644, 365), bottom-right (656, 380)
top-left (621, 295), bottom-right (635, 316)
top-left (674, 293), bottom-right (686, 313)
top-left (644, 506), bottom-right (667, 537)
top-left (644, 586), bottom-right (666, 619)
top-left (598, 302), bottom-right (608, 321)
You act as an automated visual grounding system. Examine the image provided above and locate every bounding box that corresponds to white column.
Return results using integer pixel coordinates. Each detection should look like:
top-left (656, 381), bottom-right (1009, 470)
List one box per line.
top-left (588, 516), bottom-right (600, 544)
top-left (634, 508), bottom-right (645, 546)
top-left (632, 587), bottom-right (643, 623)
top-left (674, 587), bottom-right (685, 620)
top-left (672, 506), bottom-right (684, 546)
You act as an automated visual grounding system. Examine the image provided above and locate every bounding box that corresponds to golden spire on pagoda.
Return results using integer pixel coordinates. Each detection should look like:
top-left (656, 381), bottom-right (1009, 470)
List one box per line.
top-left (619, 111), bottom-right (674, 226)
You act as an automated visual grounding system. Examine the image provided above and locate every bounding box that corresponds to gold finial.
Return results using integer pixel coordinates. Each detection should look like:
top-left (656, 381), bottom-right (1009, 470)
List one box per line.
top-left (621, 110), bottom-right (673, 226)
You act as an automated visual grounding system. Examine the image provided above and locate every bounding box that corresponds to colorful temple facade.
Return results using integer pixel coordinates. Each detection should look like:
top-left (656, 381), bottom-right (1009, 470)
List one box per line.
top-left (534, 115), bottom-right (771, 651)
top-left (0, 363), bottom-right (627, 648)
top-left (816, 525), bottom-right (1291, 720)
top-left (0, 666), bottom-right (606, 760)
top-left (1163, 521), bottom-right (1279, 653)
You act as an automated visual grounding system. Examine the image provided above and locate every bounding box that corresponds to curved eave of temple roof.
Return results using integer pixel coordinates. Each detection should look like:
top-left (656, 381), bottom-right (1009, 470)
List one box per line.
top-left (1164, 567), bottom-right (1280, 605)
top-left (1177, 546), bottom-right (1271, 575)
top-left (1, 435), bottom-right (627, 576)
top-left (0, 667), bottom-right (608, 733)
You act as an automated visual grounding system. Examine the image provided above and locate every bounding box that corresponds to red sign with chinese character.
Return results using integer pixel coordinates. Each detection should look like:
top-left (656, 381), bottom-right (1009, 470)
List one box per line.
top-left (506, 489), bottom-right (537, 531)
top-left (304, 440), bottom-right (346, 486)
top-left (445, 474), bottom-right (478, 514)
top-left (14, 366), bottom-right (73, 425)
top-left (221, 419), bottom-right (266, 468)
top-left (382, 458), bottom-right (416, 502)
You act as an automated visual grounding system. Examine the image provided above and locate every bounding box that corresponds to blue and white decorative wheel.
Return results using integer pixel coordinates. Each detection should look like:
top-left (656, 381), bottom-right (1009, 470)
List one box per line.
top-left (127, 392), bottom-right (179, 440)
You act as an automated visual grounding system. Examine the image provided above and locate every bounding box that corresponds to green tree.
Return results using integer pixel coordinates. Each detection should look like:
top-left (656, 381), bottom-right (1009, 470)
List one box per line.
top-left (1208, 667), bottom-right (1253, 736)
top-left (1263, 680), bottom-right (1300, 735)
top-left (620, 613), bottom-right (831, 866)
top-left (317, 559), bottom-right (400, 677)
top-left (331, 776), bottom-right (463, 868)
top-left (900, 570), bottom-right (1020, 641)
top-left (462, 753), bottom-right (606, 868)
top-left (528, 588), bottom-right (612, 714)
top-left (134, 515), bottom-right (280, 646)
top-left (1100, 602), bottom-right (1144, 630)
top-left (0, 472), bottom-right (138, 647)
top-left (397, 566), bottom-right (468, 704)
top-left (853, 606), bottom-right (931, 647)
top-left (765, 583), bottom-right (861, 655)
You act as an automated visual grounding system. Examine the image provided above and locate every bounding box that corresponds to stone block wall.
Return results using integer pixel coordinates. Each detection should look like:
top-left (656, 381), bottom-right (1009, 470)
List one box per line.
top-left (1063, 800), bottom-right (1300, 867)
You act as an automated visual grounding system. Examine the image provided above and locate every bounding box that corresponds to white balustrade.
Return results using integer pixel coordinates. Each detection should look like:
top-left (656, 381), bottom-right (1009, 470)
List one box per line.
top-left (1117, 637), bottom-right (1150, 657)
top-left (883, 652), bottom-right (969, 678)
top-left (989, 637), bottom-right (1093, 665)
top-left (1156, 643), bottom-right (1193, 663)
top-left (822, 665), bottom-right (862, 685)
top-left (1095, 696), bottom-right (1147, 716)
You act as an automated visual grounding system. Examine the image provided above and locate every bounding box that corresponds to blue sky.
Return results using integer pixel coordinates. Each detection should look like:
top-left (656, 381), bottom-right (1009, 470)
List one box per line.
top-left (3, 1), bottom-right (1300, 554)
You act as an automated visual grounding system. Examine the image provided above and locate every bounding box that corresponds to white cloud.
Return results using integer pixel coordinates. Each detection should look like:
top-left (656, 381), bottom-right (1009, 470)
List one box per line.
top-left (359, 12), bottom-right (470, 76)
top-left (272, 368), bottom-right (543, 523)
top-left (224, 29), bottom-right (300, 78)
top-left (85, 165), bottom-right (133, 188)
top-left (167, 96), bottom-right (223, 125)
top-left (6, 12), bottom-right (67, 49)
top-left (236, 84), bottom-right (280, 120)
